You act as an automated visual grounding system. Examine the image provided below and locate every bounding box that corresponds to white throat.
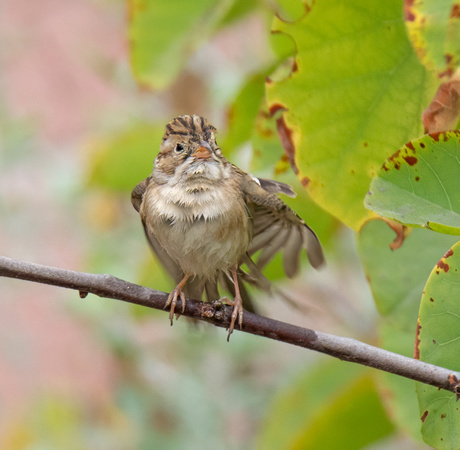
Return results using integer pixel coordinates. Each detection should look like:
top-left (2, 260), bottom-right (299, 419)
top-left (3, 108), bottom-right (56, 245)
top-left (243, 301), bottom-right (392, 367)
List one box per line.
top-left (151, 160), bottom-right (234, 222)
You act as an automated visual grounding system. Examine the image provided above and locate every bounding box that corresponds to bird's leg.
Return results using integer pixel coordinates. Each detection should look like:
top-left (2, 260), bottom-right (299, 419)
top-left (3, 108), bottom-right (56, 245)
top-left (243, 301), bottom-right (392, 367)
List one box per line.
top-left (165, 273), bottom-right (191, 325)
top-left (224, 267), bottom-right (244, 341)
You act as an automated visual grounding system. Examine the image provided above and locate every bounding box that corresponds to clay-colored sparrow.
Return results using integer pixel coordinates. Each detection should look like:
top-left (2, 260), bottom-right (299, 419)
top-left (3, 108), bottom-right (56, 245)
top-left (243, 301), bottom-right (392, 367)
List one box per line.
top-left (132, 115), bottom-right (324, 338)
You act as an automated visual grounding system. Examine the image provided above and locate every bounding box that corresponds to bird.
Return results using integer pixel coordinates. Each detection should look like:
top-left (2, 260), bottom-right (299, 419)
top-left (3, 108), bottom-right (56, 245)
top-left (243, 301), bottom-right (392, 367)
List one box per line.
top-left (131, 115), bottom-right (325, 339)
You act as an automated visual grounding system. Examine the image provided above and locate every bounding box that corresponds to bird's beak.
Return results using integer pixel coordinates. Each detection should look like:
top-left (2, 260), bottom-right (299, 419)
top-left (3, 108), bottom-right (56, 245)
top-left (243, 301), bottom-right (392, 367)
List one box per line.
top-left (192, 141), bottom-right (212, 160)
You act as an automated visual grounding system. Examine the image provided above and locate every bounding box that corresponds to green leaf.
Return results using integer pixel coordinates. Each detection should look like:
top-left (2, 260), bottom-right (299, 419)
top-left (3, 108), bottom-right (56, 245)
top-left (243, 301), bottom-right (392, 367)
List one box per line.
top-left (86, 124), bottom-right (164, 191)
top-left (221, 73), bottom-right (267, 154)
top-left (129, 0), bottom-right (235, 89)
top-left (357, 220), bottom-right (459, 326)
top-left (266, 0), bottom-right (434, 229)
top-left (378, 324), bottom-right (424, 440)
top-left (357, 220), bottom-right (458, 439)
top-left (256, 359), bottom-right (394, 449)
top-left (217, 0), bottom-right (258, 28)
top-left (274, 0), bottom-right (310, 22)
top-left (137, 254), bottom-right (174, 293)
top-left (406, 0), bottom-right (460, 76)
top-left (365, 131), bottom-right (460, 235)
top-left (416, 241), bottom-right (460, 449)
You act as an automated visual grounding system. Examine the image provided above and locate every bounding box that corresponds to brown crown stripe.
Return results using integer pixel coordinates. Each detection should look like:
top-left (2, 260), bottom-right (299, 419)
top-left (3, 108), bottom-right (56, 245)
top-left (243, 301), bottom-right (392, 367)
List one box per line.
top-left (164, 115), bottom-right (217, 142)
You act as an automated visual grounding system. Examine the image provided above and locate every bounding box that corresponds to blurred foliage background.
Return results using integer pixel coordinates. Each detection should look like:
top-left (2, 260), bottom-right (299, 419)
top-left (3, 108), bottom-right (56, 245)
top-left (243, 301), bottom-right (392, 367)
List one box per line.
top-left (0, 0), bottom-right (458, 448)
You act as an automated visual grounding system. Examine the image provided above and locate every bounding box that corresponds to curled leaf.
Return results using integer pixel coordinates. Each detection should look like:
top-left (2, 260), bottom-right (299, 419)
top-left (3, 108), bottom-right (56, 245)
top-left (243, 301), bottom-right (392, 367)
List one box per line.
top-left (422, 69), bottom-right (460, 133)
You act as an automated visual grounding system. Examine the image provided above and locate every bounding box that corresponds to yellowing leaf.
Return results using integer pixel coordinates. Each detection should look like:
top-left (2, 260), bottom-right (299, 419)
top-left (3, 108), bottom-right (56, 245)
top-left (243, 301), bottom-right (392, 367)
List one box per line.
top-left (266, 0), bottom-right (435, 229)
top-left (405, 0), bottom-right (460, 77)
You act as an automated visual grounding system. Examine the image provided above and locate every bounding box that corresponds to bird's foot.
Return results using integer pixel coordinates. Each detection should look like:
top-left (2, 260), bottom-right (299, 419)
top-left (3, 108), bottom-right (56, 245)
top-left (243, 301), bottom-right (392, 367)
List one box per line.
top-left (224, 295), bottom-right (243, 341)
top-left (164, 274), bottom-right (190, 325)
top-left (165, 287), bottom-right (186, 325)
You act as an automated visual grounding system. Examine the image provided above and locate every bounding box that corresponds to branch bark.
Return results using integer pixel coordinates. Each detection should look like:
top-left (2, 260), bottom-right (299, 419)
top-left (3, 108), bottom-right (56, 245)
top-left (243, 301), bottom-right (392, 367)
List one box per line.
top-left (1, 255), bottom-right (459, 395)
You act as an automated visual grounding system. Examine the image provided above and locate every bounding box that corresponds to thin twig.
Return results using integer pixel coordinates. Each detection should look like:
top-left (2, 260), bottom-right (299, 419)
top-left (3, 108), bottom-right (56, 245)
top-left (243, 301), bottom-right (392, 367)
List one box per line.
top-left (0, 255), bottom-right (459, 394)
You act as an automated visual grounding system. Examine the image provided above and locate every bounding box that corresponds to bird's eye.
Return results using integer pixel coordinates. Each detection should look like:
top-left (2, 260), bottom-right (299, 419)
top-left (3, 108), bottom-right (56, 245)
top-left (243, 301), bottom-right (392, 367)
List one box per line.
top-left (174, 143), bottom-right (185, 153)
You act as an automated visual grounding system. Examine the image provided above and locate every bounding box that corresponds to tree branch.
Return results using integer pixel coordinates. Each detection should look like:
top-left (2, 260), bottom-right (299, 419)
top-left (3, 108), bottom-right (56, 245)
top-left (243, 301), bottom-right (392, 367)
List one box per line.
top-left (1, 255), bottom-right (459, 395)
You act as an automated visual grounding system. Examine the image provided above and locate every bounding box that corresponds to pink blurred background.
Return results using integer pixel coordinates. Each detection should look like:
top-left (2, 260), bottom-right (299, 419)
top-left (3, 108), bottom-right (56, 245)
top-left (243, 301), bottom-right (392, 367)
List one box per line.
top-left (0, 0), bottom-right (376, 447)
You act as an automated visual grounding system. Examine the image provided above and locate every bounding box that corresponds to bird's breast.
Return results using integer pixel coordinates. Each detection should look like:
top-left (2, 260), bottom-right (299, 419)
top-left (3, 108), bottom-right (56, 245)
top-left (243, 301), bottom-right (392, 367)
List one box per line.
top-left (142, 182), bottom-right (252, 277)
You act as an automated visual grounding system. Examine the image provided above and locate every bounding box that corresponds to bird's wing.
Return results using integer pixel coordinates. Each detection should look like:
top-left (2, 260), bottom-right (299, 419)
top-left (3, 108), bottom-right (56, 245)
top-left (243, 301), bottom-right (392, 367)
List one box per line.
top-left (132, 177), bottom-right (184, 285)
top-left (256, 178), bottom-right (296, 198)
top-left (131, 176), bottom-right (151, 212)
top-left (141, 222), bottom-right (184, 285)
top-left (241, 174), bottom-right (325, 277)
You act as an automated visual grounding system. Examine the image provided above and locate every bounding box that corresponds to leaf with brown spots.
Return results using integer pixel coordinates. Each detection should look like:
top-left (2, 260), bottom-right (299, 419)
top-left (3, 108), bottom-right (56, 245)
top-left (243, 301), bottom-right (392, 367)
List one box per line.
top-left (405, 0), bottom-right (460, 78)
top-left (357, 219), bottom-right (459, 439)
top-left (247, 96), bottom-right (337, 282)
top-left (416, 241), bottom-right (460, 447)
top-left (275, 114), bottom-right (298, 175)
top-left (436, 258), bottom-right (450, 273)
top-left (365, 131), bottom-right (460, 235)
top-left (421, 410), bottom-right (429, 423)
top-left (266, 0), bottom-right (433, 230)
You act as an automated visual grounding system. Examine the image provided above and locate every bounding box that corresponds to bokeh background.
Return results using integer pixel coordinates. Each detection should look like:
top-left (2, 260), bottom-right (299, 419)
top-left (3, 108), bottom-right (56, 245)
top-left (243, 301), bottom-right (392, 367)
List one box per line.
top-left (0, 0), bottom-right (434, 448)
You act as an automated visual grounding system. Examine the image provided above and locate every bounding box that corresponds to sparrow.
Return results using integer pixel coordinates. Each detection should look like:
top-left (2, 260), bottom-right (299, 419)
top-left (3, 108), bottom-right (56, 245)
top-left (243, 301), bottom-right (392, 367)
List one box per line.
top-left (132, 115), bottom-right (325, 339)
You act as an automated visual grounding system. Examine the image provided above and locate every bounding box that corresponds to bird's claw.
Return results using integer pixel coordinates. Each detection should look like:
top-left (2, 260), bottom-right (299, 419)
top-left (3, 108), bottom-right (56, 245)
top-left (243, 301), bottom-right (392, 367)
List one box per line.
top-left (224, 295), bottom-right (243, 341)
top-left (165, 288), bottom-right (186, 325)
